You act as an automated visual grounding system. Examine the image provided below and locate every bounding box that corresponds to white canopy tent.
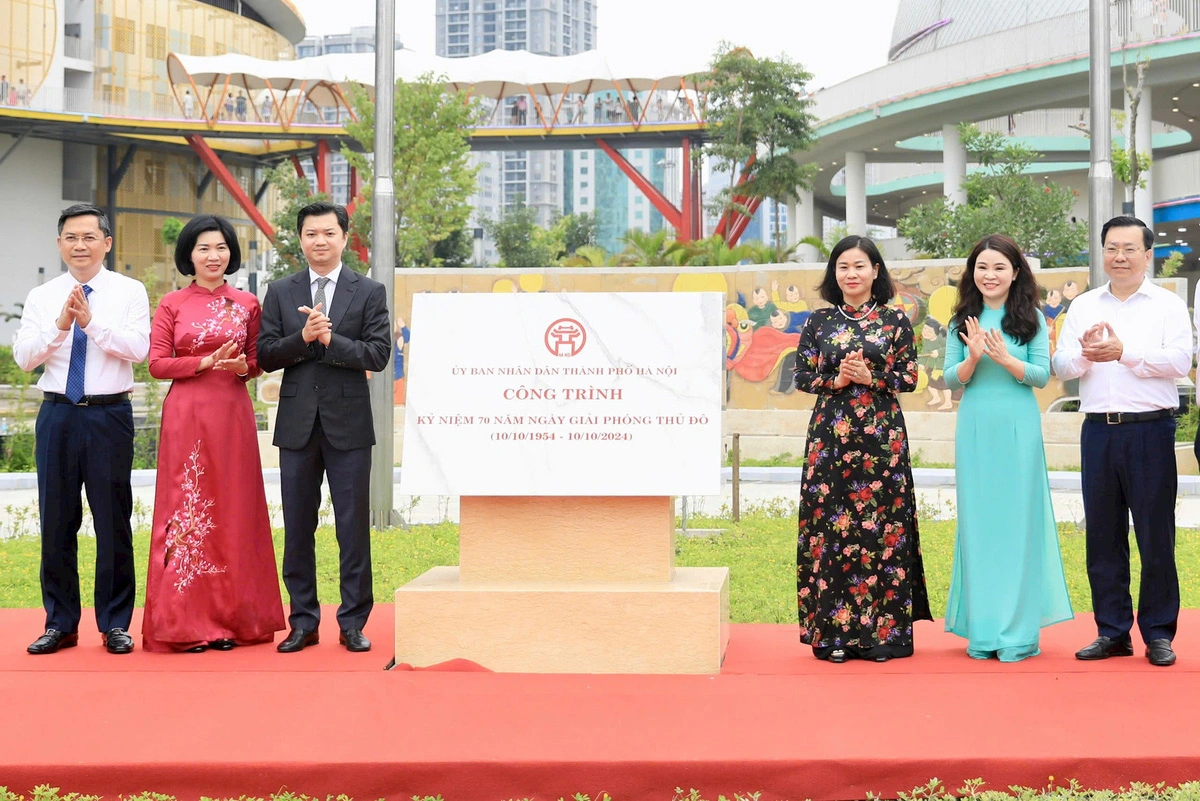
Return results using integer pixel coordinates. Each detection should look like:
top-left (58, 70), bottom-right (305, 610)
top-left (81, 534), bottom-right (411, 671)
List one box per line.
top-left (166, 48), bottom-right (713, 123)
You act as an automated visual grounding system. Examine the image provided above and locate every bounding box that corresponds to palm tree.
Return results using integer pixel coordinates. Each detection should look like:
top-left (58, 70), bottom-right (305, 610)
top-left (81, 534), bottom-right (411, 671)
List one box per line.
top-left (558, 245), bottom-right (613, 267)
top-left (678, 234), bottom-right (755, 266)
top-left (617, 229), bottom-right (684, 266)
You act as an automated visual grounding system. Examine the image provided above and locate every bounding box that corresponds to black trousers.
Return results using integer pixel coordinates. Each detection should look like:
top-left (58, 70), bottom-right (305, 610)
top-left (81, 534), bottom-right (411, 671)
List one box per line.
top-left (35, 399), bottom-right (136, 633)
top-left (279, 418), bottom-right (373, 631)
top-left (1081, 416), bottom-right (1179, 643)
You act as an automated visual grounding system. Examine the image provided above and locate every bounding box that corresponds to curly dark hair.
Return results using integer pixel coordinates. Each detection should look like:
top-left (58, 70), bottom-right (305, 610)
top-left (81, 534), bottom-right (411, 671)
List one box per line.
top-left (951, 234), bottom-right (1041, 345)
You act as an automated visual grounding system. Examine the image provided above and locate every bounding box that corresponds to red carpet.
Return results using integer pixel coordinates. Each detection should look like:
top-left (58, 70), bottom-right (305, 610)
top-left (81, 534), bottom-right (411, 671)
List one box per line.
top-left (1, 606), bottom-right (1199, 800)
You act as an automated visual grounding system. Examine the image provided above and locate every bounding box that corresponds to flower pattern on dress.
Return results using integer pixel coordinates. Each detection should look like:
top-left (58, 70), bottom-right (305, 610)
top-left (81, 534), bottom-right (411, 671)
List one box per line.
top-left (190, 297), bottom-right (250, 354)
top-left (793, 305), bottom-right (931, 655)
top-left (163, 442), bottom-right (225, 593)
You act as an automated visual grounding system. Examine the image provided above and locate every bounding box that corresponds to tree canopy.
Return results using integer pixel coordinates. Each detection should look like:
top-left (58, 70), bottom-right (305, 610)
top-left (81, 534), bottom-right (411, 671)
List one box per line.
top-left (701, 43), bottom-right (818, 252)
top-left (897, 124), bottom-right (1087, 267)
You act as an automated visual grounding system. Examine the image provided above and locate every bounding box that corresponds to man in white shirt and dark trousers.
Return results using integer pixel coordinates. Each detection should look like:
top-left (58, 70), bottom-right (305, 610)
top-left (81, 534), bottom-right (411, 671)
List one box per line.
top-left (13, 204), bottom-right (151, 655)
top-left (1052, 215), bottom-right (1192, 667)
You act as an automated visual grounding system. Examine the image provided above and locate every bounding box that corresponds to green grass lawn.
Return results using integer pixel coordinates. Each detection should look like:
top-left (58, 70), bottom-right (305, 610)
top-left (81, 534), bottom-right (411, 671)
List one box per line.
top-left (2, 516), bottom-right (1199, 622)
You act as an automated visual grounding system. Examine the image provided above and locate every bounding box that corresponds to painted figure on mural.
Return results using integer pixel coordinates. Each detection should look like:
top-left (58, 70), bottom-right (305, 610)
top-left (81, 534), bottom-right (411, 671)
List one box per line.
top-left (919, 317), bottom-right (955, 410)
top-left (1042, 288), bottom-right (1066, 321)
top-left (724, 304), bottom-right (795, 384)
top-left (393, 315), bottom-right (410, 405)
top-left (747, 287), bottom-right (778, 329)
top-left (769, 308), bottom-right (806, 335)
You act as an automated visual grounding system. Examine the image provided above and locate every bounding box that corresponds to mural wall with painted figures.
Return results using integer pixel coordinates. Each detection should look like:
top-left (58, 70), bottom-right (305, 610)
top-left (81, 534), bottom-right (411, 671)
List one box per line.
top-left (389, 262), bottom-right (1095, 412)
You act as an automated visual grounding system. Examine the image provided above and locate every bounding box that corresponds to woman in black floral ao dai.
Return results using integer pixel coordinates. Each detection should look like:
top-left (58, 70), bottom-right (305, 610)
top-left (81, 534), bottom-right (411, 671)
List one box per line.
top-left (794, 236), bottom-right (931, 663)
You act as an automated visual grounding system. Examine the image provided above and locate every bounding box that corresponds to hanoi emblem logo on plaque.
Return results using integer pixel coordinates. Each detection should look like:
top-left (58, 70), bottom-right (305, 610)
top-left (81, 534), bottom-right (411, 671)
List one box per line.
top-left (545, 318), bottom-right (586, 357)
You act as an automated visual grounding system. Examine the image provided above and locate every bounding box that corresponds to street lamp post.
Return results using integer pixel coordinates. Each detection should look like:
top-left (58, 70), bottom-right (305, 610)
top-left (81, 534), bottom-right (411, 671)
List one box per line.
top-left (369, 0), bottom-right (397, 529)
top-left (1088, 0), bottom-right (1113, 290)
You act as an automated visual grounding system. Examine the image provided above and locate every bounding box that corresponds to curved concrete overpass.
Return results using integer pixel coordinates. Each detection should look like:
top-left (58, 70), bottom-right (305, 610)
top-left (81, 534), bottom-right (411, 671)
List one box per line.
top-left (800, 7), bottom-right (1200, 234)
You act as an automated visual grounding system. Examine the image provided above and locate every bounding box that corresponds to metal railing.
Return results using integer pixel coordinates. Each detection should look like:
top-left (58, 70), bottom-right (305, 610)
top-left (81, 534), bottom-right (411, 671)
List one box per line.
top-left (19, 82), bottom-right (708, 132)
top-left (813, 1), bottom-right (1200, 125)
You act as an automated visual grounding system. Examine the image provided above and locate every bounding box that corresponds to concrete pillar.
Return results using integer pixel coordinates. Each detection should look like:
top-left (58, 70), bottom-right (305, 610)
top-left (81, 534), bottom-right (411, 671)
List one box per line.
top-left (845, 151), bottom-right (867, 236)
top-left (786, 195), bottom-right (800, 248)
top-left (790, 188), bottom-right (822, 262)
top-left (1127, 86), bottom-right (1154, 231)
top-left (943, 123), bottom-right (967, 206)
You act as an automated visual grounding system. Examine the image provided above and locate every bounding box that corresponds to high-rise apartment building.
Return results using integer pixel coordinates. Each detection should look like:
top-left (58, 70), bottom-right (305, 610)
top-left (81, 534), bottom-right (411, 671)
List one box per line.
top-left (296, 26), bottom-right (402, 58)
top-left (435, 0), bottom-right (597, 264)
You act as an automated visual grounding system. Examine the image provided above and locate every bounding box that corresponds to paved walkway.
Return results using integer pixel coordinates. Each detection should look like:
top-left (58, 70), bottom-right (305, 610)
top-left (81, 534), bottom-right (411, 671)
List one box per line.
top-left (2, 468), bottom-right (1200, 537)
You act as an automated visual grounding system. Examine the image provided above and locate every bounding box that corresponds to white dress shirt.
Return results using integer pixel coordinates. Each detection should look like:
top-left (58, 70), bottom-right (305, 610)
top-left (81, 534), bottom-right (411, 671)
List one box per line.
top-left (308, 264), bottom-right (343, 314)
top-left (12, 268), bottom-right (151, 395)
top-left (1051, 278), bottom-right (1193, 413)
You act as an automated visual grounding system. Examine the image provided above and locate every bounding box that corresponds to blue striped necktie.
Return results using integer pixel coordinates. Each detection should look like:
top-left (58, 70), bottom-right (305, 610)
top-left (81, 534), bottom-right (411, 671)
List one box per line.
top-left (64, 284), bottom-right (93, 404)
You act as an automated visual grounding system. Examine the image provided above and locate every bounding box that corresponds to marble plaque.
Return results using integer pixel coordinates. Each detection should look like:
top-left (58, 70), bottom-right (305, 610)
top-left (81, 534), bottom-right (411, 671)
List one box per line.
top-left (399, 292), bottom-right (723, 496)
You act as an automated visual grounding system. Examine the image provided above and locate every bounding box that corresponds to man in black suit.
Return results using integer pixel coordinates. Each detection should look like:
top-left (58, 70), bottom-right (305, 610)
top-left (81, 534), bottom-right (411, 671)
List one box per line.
top-left (258, 202), bottom-right (391, 653)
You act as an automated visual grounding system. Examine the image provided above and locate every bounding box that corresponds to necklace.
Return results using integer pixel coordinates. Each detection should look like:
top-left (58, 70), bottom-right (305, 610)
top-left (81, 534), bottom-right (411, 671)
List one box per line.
top-left (837, 302), bottom-right (876, 321)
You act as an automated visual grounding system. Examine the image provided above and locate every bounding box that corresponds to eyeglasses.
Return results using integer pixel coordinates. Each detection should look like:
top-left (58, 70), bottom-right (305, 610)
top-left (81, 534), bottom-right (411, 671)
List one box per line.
top-left (61, 235), bottom-right (104, 245)
top-left (1102, 246), bottom-right (1145, 258)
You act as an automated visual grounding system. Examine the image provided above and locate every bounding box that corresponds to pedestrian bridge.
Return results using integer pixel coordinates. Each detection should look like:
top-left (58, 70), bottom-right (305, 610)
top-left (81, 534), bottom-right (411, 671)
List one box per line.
top-left (0, 48), bottom-right (711, 155)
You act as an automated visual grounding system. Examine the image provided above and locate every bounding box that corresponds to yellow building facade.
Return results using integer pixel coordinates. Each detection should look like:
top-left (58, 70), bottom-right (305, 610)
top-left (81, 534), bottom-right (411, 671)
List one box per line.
top-left (94, 0), bottom-right (291, 116)
top-left (0, 0), bottom-right (297, 290)
top-left (0, 0), bottom-right (57, 100)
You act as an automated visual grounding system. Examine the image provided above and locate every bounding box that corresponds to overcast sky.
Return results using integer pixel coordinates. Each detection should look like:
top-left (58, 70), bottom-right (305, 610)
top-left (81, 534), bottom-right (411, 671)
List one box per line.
top-left (289, 0), bottom-right (902, 90)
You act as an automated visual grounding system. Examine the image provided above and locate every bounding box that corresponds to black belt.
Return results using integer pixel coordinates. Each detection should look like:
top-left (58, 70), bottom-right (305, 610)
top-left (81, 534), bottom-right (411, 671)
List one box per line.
top-left (43, 392), bottom-right (130, 406)
top-left (1085, 409), bottom-right (1176, 425)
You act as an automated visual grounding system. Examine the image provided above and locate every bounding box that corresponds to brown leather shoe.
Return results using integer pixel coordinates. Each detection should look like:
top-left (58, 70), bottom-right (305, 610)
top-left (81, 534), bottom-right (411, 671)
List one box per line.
top-left (27, 629), bottom-right (79, 655)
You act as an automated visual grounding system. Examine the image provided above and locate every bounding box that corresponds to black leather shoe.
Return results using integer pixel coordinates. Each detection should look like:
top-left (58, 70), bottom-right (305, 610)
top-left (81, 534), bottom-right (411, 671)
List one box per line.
top-left (1075, 635), bottom-right (1134, 660)
top-left (1145, 638), bottom-right (1177, 667)
top-left (27, 629), bottom-right (79, 655)
top-left (277, 628), bottom-right (319, 653)
top-left (339, 629), bottom-right (371, 652)
top-left (185, 644), bottom-right (208, 653)
top-left (210, 639), bottom-right (236, 651)
top-left (104, 628), bottom-right (134, 654)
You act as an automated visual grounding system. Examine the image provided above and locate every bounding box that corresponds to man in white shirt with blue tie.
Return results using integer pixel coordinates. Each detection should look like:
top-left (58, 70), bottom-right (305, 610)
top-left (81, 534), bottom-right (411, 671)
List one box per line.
top-left (1052, 215), bottom-right (1192, 667)
top-left (13, 204), bottom-right (151, 655)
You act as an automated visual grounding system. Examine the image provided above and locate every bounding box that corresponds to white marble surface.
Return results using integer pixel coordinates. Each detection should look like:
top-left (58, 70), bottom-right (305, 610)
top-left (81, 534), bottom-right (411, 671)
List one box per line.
top-left (400, 292), bottom-right (724, 496)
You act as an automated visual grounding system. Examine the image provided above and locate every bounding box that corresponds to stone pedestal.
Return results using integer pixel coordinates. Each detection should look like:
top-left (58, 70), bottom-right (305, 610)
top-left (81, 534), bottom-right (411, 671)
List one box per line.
top-left (395, 496), bottom-right (730, 674)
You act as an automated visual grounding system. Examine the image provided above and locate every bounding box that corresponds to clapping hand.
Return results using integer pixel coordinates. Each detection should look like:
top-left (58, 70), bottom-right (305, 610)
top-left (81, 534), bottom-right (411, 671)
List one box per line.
top-left (215, 349), bottom-right (249, 376)
top-left (55, 285), bottom-right (92, 331)
top-left (1081, 322), bottom-right (1123, 362)
top-left (835, 349), bottom-right (872, 388)
top-left (299, 303), bottom-right (332, 346)
top-left (199, 341), bottom-right (238, 373)
top-left (958, 316), bottom-right (986, 363)
top-left (982, 327), bottom-right (1016, 369)
top-left (1080, 323), bottom-right (1106, 346)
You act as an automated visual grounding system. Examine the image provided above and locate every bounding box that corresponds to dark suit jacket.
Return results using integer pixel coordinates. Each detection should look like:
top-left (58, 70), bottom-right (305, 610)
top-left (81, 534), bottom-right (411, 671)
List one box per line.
top-left (258, 267), bottom-right (392, 451)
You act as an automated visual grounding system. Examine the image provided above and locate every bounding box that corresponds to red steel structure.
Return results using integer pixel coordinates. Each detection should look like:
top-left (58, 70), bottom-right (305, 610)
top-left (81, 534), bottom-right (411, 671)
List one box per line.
top-left (179, 103), bottom-right (764, 251)
top-left (164, 55), bottom-right (783, 255)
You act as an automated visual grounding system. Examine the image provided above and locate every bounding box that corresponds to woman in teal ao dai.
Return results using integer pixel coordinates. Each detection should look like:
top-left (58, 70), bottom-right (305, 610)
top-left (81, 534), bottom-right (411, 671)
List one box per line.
top-left (942, 234), bottom-right (1073, 661)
